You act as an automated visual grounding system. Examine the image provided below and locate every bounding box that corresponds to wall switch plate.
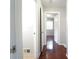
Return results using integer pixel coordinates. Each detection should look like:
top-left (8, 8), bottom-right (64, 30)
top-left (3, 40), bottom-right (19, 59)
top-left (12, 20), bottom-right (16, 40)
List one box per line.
top-left (27, 49), bottom-right (30, 53)
top-left (24, 48), bottom-right (30, 53)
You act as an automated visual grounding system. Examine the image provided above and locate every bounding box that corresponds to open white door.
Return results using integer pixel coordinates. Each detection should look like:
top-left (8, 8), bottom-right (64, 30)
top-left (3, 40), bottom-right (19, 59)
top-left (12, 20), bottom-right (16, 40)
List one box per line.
top-left (10, 0), bottom-right (23, 59)
top-left (10, 0), bottom-right (16, 59)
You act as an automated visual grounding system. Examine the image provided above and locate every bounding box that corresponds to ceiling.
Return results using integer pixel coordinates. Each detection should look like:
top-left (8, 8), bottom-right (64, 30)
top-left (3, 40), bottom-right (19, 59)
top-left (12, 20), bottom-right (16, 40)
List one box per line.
top-left (41, 0), bottom-right (66, 8)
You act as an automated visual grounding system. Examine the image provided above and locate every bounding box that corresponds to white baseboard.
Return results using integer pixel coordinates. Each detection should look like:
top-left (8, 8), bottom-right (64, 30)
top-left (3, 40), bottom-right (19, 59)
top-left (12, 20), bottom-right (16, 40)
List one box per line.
top-left (58, 43), bottom-right (67, 48)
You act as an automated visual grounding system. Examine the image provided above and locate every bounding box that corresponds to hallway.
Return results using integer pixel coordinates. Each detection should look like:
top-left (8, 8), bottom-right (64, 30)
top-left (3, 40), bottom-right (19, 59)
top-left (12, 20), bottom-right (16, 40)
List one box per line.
top-left (39, 36), bottom-right (67, 59)
top-left (10, 0), bottom-right (67, 59)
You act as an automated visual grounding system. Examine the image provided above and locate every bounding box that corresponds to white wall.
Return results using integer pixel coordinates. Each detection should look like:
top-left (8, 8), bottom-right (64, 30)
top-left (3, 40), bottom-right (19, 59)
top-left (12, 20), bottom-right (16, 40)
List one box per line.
top-left (22, 0), bottom-right (36, 59)
top-left (43, 7), bottom-right (67, 48)
top-left (22, 0), bottom-right (43, 59)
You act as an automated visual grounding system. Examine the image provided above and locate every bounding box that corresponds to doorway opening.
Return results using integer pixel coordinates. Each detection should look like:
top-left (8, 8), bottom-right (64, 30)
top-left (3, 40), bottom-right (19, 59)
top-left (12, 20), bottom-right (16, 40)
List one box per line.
top-left (44, 12), bottom-right (60, 50)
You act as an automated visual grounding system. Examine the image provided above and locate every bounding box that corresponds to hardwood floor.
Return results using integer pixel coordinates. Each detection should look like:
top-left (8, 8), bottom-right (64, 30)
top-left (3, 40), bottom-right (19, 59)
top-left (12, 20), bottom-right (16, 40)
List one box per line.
top-left (39, 36), bottom-right (67, 59)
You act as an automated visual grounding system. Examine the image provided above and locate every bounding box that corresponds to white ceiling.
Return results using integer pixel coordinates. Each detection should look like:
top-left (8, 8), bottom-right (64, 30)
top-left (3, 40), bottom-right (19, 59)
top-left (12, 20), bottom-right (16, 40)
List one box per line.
top-left (41, 0), bottom-right (66, 8)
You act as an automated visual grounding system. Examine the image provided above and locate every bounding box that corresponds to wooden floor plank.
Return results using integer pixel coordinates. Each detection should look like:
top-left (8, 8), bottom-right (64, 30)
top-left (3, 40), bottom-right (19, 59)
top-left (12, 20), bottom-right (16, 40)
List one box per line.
top-left (39, 36), bottom-right (67, 59)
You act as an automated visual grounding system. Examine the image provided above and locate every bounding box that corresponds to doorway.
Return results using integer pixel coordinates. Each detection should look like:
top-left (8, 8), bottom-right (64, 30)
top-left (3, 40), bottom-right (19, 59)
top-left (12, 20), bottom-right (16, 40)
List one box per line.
top-left (43, 12), bottom-right (60, 49)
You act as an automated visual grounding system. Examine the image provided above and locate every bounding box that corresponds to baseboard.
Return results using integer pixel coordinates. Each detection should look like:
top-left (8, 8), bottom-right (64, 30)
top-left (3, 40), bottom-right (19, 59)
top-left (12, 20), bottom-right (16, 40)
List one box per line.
top-left (58, 43), bottom-right (67, 48)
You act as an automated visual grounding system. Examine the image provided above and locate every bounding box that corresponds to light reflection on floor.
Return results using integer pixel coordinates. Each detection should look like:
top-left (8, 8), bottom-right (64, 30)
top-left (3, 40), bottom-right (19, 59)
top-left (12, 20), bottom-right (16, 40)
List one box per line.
top-left (47, 40), bottom-right (53, 50)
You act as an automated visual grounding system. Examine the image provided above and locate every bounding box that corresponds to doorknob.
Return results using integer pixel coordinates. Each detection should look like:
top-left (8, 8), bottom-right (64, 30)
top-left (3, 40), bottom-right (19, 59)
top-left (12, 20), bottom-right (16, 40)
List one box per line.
top-left (10, 45), bottom-right (16, 54)
top-left (33, 32), bottom-right (36, 35)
